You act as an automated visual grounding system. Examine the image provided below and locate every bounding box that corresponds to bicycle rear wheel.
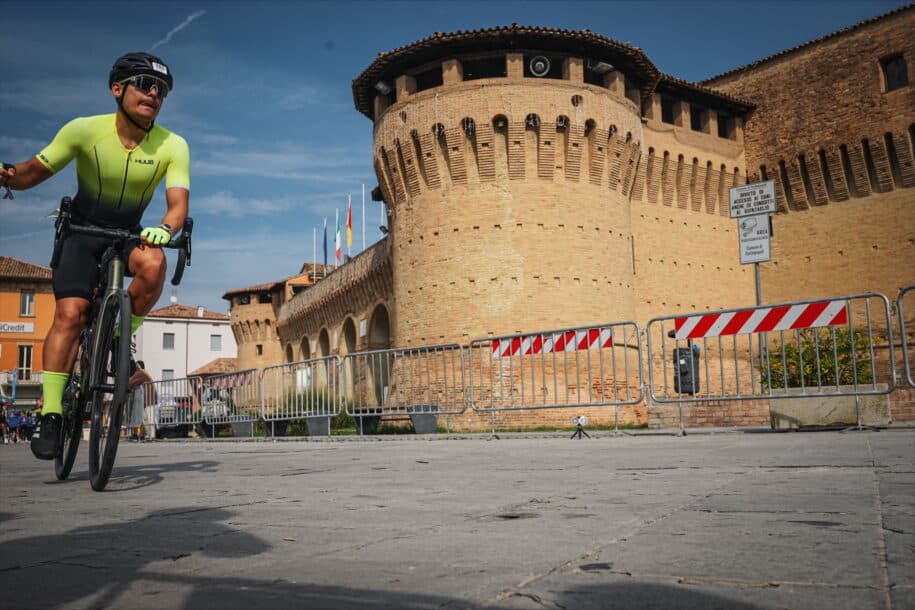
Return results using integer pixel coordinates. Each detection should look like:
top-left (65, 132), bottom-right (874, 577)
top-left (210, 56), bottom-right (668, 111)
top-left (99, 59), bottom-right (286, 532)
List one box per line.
top-left (88, 290), bottom-right (132, 491)
top-left (54, 340), bottom-right (89, 480)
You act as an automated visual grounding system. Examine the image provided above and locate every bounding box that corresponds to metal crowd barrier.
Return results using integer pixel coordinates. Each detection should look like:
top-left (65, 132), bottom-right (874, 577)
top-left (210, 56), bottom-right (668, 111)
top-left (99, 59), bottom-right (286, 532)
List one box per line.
top-left (342, 343), bottom-right (466, 417)
top-left (137, 377), bottom-right (202, 437)
top-left (646, 293), bottom-right (896, 404)
top-left (468, 322), bottom-right (644, 412)
top-left (260, 356), bottom-right (342, 421)
top-left (899, 285), bottom-right (915, 388)
top-left (198, 368), bottom-right (262, 430)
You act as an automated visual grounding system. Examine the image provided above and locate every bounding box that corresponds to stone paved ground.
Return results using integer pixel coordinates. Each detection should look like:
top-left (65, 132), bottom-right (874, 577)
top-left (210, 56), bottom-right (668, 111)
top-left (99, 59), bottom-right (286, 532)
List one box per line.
top-left (0, 429), bottom-right (912, 610)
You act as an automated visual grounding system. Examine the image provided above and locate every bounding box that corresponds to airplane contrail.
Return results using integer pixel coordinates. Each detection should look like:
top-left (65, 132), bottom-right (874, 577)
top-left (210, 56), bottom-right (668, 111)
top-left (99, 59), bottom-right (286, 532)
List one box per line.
top-left (150, 9), bottom-right (206, 51)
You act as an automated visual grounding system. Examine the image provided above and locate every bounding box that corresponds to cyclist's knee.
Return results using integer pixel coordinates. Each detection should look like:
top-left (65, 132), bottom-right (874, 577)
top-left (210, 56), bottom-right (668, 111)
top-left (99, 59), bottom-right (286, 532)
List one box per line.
top-left (54, 299), bottom-right (89, 330)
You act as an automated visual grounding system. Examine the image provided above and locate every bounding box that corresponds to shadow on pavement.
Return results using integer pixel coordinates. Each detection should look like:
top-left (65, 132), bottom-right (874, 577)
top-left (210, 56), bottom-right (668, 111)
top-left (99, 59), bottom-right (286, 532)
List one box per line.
top-left (45, 460), bottom-right (221, 492)
top-left (1, 501), bottom-right (767, 610)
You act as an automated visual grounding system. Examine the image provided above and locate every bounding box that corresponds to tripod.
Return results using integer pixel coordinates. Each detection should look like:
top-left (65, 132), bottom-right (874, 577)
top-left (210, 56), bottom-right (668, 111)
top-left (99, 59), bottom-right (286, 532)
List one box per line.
top-left (571, 422), bottom-right (591, 439)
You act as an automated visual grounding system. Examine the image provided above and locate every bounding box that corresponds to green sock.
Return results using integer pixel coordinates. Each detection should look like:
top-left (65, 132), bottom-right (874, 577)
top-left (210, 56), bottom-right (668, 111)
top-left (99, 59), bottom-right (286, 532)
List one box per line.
top-left (41, 371), bottom-right (70, 416)
top-left (130, 314), bottom-right (146, 335)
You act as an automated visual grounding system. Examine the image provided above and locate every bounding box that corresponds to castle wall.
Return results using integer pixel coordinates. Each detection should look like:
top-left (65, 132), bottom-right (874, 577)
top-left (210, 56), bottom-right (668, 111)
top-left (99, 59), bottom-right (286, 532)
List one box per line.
top-left (706, 7), bottom-right (915, 303)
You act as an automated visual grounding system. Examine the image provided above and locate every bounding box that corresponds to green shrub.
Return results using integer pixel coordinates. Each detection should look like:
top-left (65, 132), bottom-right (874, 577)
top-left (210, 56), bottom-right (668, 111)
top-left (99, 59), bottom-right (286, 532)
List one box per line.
top-left (762, 327), bottom-right (874, 389)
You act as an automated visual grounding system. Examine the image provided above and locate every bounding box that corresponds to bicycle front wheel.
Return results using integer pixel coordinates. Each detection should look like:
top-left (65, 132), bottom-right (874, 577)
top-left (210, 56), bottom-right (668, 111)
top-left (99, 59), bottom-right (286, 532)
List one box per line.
top-left (88, 290), bottom-right (132, 491)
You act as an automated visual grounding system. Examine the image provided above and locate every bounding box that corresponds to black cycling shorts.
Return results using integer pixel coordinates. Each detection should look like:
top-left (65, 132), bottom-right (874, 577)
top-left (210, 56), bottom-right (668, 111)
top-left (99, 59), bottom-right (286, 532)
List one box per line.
top-left (52, 231), bottom-right (140, 301)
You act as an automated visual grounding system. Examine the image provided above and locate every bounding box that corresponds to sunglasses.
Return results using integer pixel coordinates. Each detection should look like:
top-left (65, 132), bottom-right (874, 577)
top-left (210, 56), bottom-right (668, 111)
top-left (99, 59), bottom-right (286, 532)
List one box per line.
top-left (121, 74), bottom-right (170, 99)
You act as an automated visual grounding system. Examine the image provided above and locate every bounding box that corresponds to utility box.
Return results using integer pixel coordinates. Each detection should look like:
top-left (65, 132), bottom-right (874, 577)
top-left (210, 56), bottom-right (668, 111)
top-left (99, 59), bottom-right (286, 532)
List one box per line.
top-left (673, 347), bottom-right (700, 395)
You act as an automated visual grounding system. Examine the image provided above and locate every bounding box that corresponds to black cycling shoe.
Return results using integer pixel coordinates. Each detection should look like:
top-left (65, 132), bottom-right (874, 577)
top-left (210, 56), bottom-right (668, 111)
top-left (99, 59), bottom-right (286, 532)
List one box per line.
top-left (30, 413), bottom-right (63, 460)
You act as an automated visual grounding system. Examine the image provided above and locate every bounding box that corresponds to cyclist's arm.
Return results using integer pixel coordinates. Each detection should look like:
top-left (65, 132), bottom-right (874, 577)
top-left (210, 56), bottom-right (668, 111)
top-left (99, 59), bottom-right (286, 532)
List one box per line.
top-left (1, 158), bottom-right (54, 190)
top-left (161, 187), bottom-right (189, 235)
top-left (158, 134), bottom-right (190, 235)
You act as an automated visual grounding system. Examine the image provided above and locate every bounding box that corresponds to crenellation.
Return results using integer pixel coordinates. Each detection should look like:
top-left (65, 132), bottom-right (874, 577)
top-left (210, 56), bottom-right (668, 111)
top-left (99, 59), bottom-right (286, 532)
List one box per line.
top-left (784, 160), bottom-right (809, 211)
top-left (661, 152), bottom-right (675, 207)
top-left (691, 159), bottom-right (704, 212)
top-left (845, 144), bottom-right (872, 198)
top-left (588, 127), bottom-right (608, 185)
top-left (416, 132), bottom-right (441, 189)
top-left (508, 119), bottom-right (525, 179)
top-left (893, 131), bottom-right (915, 188)
top-left (607, 133), bottom-right (625, 190)
top-left (646, 150), bottom-right (660, 204)
top-left (538, 129), bottom-right (555, 179)
top-left (802, 152), bottom-right (829, 206)
top-left (621, 139), bottom-right (640, 197)
top-left (475, 122), bottom-right (496, 181)
top-left (867, 138), bottom-right (895, 193)
top-left (444, 127), bottom-right (467, 183)
top-left (565, 122), bottom-right (584, 182)
top-left (821, 148), bottom-right (850, 201)
top-left (676, 155), bottom-right (690, 209)
top-left (397, 139), bottom-right (422, 197)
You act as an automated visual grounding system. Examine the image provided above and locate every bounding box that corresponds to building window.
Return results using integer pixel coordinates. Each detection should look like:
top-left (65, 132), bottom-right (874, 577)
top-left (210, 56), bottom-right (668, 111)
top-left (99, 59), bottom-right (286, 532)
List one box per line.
top-left (210, 334), bottom-right (222, 352)
top-left (661, 96), bottom-right (675, 124)
top-left (690, 106), bottom-right (708, 133)
top-left (718, 112), bottom-right (735, 139)
top-left (19, 290), bottom-right (35, 317)
top-left (462, 56), bottom-right (507, 81)
top-left (882, 54), bottom-right (908, 92)
top-left (17, 345), bottom-right (32, 380)
top-left (414, 65), bottom-right (443, 92)
top-left (162, 369), bottom-right (174, 381)
top-left (258, 293), bottom-right (272, 304)
top-left (238, 294), bottom-right (250, 305)
top-left (163, 332), bottom-right (175, 350)
top-left (256, 344), bottom-right (263, 356)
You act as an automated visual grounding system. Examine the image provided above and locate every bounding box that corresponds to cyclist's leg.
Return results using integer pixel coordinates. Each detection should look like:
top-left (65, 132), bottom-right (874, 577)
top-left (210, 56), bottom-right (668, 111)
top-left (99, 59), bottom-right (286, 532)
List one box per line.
top-left (126, 242), bottom-right (166, 334)
top-left (33, 234), bottom-right (100, 459)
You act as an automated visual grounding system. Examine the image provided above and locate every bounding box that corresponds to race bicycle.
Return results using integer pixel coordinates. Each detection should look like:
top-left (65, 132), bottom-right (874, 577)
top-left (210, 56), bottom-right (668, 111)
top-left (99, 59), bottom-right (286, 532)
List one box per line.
top-left (50, 196), bottom-right (193, 491)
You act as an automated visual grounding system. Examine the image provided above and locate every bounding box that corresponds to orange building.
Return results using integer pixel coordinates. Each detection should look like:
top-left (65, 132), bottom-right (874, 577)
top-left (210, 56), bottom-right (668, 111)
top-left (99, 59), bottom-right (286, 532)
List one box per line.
top-left (0, 257), bottom-right (54, 407)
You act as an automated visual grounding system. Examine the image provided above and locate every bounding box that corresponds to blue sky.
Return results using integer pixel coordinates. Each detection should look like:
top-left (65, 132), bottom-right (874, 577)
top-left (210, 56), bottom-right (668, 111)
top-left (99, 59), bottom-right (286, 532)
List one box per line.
top-left (1, 0), bottom-right (906, 313)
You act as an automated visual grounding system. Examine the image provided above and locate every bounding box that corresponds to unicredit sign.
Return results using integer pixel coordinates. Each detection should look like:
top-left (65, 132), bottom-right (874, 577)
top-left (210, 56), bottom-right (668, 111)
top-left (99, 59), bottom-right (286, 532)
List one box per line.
top-left (0, 322), bottom-right (35, 333)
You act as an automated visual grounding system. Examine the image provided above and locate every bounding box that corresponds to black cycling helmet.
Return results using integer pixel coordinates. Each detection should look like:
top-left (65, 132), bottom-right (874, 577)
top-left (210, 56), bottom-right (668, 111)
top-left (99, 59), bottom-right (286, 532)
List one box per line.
top-left (108, 52), bottom-right (173, 90)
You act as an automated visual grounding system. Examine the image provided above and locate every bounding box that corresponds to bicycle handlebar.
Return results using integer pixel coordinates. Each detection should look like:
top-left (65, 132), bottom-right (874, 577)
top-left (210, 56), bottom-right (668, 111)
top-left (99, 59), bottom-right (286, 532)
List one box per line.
top-left (51, 196), bottom-right (194, 286)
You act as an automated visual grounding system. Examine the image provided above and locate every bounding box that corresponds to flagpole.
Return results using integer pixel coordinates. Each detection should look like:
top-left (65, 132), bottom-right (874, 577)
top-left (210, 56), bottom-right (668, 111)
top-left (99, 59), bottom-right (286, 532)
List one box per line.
top-left (312, 227), bottom-right (316, 281)
top-left (347, 195), bottom-right (352, 259)
top-left (361, 183), bottom-right (365, 253)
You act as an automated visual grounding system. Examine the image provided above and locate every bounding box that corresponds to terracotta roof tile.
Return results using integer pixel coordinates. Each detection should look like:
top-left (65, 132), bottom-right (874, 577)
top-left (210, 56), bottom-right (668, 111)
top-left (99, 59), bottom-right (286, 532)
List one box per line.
top-left (0, 257), bottom-right (52, 281)
top-left (147, 303), bottom-right (229, 321)
top-left (188, 357), bottom-right (237, 377)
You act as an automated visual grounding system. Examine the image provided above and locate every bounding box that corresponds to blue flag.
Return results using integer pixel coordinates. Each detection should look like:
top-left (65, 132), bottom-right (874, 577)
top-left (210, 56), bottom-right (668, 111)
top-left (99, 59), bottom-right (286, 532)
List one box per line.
top-left (323, 218), bottom-right (328, 268)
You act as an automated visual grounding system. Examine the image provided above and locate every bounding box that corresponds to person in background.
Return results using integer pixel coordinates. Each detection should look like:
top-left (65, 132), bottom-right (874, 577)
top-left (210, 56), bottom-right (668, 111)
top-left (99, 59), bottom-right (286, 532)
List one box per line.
top-left (128, 361), bottom-right (155, 441)
top-left (0, 407), bottom-right (8, 444)
top-left (7, 411), bottom-right (20, 443)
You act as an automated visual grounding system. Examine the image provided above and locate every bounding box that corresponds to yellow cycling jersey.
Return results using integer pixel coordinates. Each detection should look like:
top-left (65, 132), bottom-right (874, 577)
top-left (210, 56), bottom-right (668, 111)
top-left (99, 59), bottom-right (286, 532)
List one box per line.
top-left (36, 113), bottom-right (190, 228)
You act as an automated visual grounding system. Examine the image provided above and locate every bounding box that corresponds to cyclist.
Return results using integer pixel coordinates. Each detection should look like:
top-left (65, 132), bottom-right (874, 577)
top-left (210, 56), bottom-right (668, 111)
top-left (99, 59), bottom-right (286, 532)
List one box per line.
top-left (0, 52), bottom-right (190, 460)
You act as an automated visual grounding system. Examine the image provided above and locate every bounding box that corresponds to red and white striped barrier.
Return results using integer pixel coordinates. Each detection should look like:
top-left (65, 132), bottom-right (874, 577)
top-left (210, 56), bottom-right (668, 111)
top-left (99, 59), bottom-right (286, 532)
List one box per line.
top-left (209, 370), bottom-right (254, 390)
top-left (492, 328), bottom-right (613, 358)
top-left (673, 299), bottom-right (848, 340)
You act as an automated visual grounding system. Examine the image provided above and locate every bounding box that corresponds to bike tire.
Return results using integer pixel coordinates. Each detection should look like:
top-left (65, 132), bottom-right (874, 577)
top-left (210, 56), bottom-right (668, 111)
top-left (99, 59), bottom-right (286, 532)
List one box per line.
top-left (54, 331), bottom-right (92, 480)
top-left (88, 290), bottom-right (132, 491)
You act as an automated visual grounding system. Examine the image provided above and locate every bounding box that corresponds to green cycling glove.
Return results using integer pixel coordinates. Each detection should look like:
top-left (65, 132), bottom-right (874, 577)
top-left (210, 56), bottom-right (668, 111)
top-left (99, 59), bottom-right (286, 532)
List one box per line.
top-left (141, 225), bottom-right (171, 246)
